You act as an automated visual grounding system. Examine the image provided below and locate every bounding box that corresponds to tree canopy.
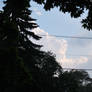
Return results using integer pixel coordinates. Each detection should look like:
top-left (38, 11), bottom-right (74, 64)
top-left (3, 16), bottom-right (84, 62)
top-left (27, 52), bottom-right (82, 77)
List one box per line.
top-left (32, 0), bottom-right (92, 30)
top-left (0, 0), bottom-right (92, 92)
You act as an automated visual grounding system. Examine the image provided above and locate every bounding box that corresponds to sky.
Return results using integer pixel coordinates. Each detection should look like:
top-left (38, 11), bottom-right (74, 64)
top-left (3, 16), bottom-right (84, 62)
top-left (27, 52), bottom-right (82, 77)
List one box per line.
top-left (0, 1), bottom-right (92, 77)
top-left (0, 0), bottom-right (4, 9)
top-left (30, 1), bottom-right (92, 77)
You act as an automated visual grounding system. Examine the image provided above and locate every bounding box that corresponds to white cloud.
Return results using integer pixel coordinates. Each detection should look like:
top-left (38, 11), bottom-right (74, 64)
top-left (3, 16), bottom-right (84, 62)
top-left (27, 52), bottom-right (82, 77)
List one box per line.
top-left (33, 8), bottom-right (42, 16)
top-left (58, 56), bottom-right (88, 68)
top-left (31, 28), bottom-right (88, 68)
top-left (66, 31), bottom-right (92, 69)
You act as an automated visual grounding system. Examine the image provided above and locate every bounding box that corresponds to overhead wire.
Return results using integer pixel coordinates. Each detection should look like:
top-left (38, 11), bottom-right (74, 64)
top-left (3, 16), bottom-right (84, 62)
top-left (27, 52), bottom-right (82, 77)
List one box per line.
top-left (57, 53), bottom-right (92, 57)
top-left (37, 34), bottom-right (92, 40)
top-left (35, 34), bottom-right (92, 71)
top-left (63, 68), bottom-right (92, 71)
top-left (36, 34), bottom-right (92, 57)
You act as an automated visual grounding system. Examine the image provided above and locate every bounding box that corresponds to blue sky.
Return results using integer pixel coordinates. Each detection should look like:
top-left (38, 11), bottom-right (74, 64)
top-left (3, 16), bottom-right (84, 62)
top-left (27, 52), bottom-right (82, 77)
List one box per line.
top-left (31, 1), bottom-right (89, 35)
top-left (0, 0), bottom-right (4, 9)
top-left (30, 1), bottom-right (92, 77)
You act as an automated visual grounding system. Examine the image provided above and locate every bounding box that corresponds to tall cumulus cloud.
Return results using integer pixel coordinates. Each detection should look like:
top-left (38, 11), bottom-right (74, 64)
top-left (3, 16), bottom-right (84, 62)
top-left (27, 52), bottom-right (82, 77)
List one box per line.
top-left (31, 28), bottom-right (88, 68)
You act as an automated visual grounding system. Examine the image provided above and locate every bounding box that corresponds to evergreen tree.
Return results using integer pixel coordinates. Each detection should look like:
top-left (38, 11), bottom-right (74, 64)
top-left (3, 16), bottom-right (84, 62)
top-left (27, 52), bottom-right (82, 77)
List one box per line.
top-left (3, 0), bottom-right (42, 51)
top-left (0, 0), bottom-right (42, 91)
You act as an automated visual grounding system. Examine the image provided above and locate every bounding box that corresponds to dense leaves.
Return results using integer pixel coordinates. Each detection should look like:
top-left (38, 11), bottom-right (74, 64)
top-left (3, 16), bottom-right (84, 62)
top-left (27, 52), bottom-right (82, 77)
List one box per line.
top-left (0, 0), bottom-right (42, 91)
top-left (0, 0), bottom-right (92, 92)
top-left (32, 0), bottom-right (92, 30)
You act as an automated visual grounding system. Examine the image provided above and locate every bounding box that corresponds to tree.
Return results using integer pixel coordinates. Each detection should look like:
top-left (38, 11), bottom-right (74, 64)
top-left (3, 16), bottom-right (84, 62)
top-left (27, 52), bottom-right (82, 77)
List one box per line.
top-left (56, 70), bottom-right (92, 92)
top-left (0, 0), bottom-right (43, 91)
top-left (0, 0), bottom-right (92, 92)
top-left (32, 0), bottom-right (92, 30)
top-left (19, 48), bottom-right (63, 92)
top-left (0, 0), bottom-right (63, 91)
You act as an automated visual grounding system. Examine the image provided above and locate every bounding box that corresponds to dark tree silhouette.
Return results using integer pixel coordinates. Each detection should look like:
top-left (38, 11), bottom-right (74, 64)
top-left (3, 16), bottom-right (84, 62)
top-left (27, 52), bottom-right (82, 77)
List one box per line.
top-left (0, 0), bottom-right (43, 91)
top-left (0, 0), bottom-right (92, 92)
top-left (0, 0), bottom-right (63, 91)
top-left (56, 70), bottom-right (92, 92)
top-left (32, 0), bottom-right (92, 30)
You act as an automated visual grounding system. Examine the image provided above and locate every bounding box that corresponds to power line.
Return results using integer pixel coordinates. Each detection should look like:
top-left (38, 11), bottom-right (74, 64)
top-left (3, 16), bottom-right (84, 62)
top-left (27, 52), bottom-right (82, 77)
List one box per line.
top-left (57, 54), bottom-right (92, 57)
top-left (38, 34), bottom-right (92, 40)
top-left (63, 68), bottom-right (92, 71)
top-left (37, 34), bottom-right (92, 57)
top-left (37, 34), bottom-right (92, 71)
top-left (38, 34), bottom-right (92, 56)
